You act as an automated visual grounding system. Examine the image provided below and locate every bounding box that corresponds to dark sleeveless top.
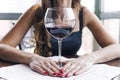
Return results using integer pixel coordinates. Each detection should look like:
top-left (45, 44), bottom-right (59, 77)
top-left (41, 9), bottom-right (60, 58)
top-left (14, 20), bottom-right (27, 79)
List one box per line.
top-left (50, 9), bottom-right (83, 57)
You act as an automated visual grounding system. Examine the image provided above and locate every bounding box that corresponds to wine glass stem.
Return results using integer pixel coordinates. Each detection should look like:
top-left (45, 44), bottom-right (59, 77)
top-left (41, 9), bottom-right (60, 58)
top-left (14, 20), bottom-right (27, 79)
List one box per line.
top-left (58, 38), bottom-right (62, 68)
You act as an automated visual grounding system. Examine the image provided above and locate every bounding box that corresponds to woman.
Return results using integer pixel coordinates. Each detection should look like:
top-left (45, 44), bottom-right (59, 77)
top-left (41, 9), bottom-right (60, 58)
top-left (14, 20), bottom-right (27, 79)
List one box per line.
top-left (0, 0), bottom-right (120, 77)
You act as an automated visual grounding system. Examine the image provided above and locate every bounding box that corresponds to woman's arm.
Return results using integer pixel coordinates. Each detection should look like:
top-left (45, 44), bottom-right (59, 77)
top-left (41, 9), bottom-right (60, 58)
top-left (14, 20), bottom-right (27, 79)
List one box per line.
top-left (87, 44), bottom-right (120, 64)
top-left (0, 43), bottom-right (59, 76)
top-left (0, 4), bottom-right (40, 47)
top-left (0, 4), bottom-right (40, 63)
top-left (0, 4), bottom-right (60, 75)
top-left (84, 7), bottom-right (120, 63)
top-left (0, 43), bottom-right (32, 64)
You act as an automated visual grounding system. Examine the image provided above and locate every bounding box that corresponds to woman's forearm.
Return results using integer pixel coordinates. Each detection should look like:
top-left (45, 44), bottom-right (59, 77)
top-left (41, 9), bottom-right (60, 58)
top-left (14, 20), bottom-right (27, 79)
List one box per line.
top-left (0, 44), bottom-right (32, 64)
top-left (87, 44), bottom-right (120, 64)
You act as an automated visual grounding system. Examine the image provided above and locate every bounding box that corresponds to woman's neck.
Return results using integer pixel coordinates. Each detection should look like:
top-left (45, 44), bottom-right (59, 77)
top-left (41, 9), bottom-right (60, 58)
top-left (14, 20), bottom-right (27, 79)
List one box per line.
top-left (58, 0), bottom-right (72, 8)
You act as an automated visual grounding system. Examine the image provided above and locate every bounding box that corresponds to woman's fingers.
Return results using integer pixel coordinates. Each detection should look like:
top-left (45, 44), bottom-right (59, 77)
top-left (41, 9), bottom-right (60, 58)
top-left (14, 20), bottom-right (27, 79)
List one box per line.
top-left (62, 61), bottom-right (81, 77)
top-left (29, 55), bottom-right (93, 77)
top-left (65, 65), bottom-right (80, 77)
top-left (29, 56), bottom-right (60, 76)
top-left (39, 63), bottom-right (56, 76)
top-left (62, 58), bottom-right (93, 77)
top-left (44, 62), bottom-right (59, 75)
top-left (74, 65), bottom-right (89, 75)
top-left (62, 60), bottom-right (72, 71)
top-left (38, 59), bottom-right (60, 76)
top-left (30, 62), bottom-right (58, 76)
top-left (30, 63), bottom-right (47, 75)
top-left (48, 58), bottom-right (60, 70)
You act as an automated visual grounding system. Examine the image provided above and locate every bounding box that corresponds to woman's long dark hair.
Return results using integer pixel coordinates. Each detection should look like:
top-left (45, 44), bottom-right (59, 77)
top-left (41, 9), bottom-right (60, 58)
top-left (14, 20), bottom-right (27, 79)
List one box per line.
top-left (33, 0), bottom-right (81, 57)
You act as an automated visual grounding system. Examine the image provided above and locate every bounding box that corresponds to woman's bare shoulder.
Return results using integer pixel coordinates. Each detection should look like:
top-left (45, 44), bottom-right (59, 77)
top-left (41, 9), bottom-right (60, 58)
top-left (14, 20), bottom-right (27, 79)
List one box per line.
top-left (79, 6), bottom-right (91, 27)
top-left (32, 4), bottom-right (41, 10)
top-left (27, 4), bottom-right (42, 13)
top-left (81, 6), bottom-right (98, 27)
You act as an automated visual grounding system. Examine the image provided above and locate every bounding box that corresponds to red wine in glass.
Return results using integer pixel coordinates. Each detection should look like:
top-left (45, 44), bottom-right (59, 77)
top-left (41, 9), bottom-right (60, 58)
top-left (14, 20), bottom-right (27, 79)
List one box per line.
top-left (47, 26), bottom-right (74, 39)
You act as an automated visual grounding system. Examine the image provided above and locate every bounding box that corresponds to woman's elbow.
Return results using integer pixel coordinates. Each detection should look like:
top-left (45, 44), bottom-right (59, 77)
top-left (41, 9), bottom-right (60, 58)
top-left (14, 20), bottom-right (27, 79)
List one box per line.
top-left (0, 43), bottom-right (7, 52)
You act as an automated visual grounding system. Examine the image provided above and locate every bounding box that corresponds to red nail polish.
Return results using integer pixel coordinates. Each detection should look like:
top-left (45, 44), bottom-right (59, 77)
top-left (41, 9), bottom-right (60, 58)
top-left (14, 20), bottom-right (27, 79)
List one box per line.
top-left (52, 73), bottom-right (57, 76)
top-left (43, 72), bottom-right (48, 75)
top-left (57, 73), bottom-right (63, 77)
top-left (59, 69), bottom-right (64, 73)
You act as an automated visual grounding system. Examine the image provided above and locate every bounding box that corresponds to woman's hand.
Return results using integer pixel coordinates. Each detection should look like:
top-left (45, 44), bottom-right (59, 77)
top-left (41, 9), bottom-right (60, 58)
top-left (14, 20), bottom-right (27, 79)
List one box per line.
top-left (62, 54), bottom-right (95, 77)
top-left (29, 54), bottom-right (60, 76)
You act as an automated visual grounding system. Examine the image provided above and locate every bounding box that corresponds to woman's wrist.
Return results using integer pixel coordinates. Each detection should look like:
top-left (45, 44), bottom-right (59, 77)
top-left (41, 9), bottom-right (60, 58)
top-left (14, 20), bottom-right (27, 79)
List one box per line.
top-left (20, 51), bottom-right (33, 64)
top-left (79, 53), bottom-right (96, 64)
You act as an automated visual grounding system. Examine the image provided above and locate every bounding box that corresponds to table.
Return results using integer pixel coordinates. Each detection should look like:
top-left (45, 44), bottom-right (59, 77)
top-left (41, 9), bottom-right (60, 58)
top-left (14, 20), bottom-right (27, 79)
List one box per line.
top-left (0, 58), bottom-right (120, 80)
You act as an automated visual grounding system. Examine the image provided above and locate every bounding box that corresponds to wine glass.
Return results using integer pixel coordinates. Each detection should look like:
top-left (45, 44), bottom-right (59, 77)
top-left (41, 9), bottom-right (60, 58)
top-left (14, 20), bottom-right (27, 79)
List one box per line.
top-left (111, 74), bottom-right (120, 80)
top-left (44, 7), bottom-right (76, 67)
